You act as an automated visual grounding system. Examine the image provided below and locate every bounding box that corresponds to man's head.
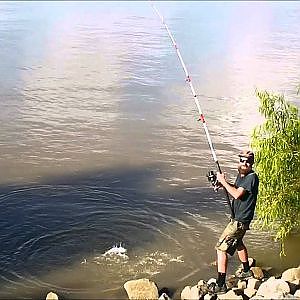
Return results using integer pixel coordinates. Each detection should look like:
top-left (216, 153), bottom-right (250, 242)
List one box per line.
top-left (238, 150), bottom-right (254, 175)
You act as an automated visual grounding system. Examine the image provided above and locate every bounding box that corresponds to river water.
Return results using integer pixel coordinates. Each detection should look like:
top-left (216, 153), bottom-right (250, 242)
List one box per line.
top-left (0, 1), bottom-right (299, 299)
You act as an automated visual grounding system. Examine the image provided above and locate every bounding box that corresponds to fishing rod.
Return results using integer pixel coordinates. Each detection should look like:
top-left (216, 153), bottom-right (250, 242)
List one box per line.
top-left (151, 2), bottom-right (234, 219)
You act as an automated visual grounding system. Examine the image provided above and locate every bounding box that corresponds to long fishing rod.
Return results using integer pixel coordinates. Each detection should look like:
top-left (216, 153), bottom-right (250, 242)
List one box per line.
top-left (151, 2), bottom-right (234, 219)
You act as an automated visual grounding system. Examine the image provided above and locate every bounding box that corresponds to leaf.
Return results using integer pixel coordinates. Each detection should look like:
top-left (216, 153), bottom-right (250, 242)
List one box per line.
top-left (250, 89), bottom-right (300, 255)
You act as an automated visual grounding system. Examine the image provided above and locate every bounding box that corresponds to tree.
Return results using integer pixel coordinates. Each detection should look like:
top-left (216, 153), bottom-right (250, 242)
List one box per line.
top-left (250, 90), bottom-right (300, 255)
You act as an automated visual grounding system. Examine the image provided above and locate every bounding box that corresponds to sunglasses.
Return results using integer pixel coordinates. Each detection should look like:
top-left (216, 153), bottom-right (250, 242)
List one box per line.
top-left (239, 157), bottom-right (250, 164)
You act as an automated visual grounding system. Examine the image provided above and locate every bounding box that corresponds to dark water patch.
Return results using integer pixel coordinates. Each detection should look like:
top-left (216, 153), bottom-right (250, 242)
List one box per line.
top-left (0, 164), bottom-right (227, 298)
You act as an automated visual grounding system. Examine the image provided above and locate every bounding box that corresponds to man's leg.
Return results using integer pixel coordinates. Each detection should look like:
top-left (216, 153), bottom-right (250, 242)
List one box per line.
top-left (235, 242), bottom-right (253, 279)
top-left (213, 220), bottom-right (236, 293)
top-left (217, 249), bottom-right (227, 287)
top-left (237, 243), bottom-right (250, 272)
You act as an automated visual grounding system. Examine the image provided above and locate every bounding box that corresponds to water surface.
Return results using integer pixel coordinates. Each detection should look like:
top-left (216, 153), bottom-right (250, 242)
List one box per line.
top-left (0, 1), bottom-right (299, 298)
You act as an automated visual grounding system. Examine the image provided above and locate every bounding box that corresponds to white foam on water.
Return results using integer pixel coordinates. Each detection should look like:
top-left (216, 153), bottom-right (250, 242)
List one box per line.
top-left (100, 243), bottom-right (129, 261)
top-left (91, 244), bottom-right (184, 278)
top-left (132, 251), bottom-right (184, 276)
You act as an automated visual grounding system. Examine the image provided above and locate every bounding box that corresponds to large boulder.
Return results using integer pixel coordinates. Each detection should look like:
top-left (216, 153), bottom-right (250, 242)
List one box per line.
top-left (247, 278), bottom-right (261, 290)
top-left (256, 276), bottom-right (290, 298)
top-left (124, 278), bottom-right (159, 300)
top-left (282, 267), bottom-right (300, 283)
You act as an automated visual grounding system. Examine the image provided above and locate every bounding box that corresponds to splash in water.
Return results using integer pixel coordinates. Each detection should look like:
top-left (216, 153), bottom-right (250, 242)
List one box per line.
top-left (103, 243), bottom-right (128, 260)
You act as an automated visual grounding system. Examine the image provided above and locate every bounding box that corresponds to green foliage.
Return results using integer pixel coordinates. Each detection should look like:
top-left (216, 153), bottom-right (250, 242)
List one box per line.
top-left (251, 90), bottom-right (300, 255)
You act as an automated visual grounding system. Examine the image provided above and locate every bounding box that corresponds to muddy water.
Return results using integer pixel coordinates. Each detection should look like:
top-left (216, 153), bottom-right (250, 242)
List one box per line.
top-left (0, 2), bottom-right (299, 299)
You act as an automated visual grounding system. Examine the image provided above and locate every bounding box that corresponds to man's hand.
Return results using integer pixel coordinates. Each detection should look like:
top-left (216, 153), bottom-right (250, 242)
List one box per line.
top-left (216, 172), bottom-right (246, 199)
top-left (216, 172), bottom-right (227, 186)
top-left (213, 181), bottom-right (223, 191)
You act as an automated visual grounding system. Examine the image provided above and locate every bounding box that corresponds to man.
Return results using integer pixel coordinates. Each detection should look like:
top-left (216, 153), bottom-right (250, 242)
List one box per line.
top-left (211, 150), bottom-right (259, 294)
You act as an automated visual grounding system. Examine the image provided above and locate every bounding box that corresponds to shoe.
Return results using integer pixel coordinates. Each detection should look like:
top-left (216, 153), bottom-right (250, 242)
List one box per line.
top-left (235, 269), bottom-right (253, 279)
top-left (208, 282), bottom-right (227, 295)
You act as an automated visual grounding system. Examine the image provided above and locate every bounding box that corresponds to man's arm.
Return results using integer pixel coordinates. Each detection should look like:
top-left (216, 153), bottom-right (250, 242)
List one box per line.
top-left (216, 172), bottom-right (246, 200)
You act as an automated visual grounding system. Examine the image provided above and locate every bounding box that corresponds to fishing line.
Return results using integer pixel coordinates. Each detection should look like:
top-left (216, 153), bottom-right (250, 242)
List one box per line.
top-left (151, 2), bottom-right (234, 218)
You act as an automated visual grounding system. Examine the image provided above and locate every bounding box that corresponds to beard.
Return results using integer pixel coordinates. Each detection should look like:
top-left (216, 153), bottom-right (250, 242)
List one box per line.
top-left (238, 165), bottom-right (250, 175)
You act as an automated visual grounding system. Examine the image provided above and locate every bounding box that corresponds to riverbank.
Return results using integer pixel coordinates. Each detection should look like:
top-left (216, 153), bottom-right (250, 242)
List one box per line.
top-left (124, 261), bottom-right (300, 300)
top-left (44, 259), bottom-right (300, 299)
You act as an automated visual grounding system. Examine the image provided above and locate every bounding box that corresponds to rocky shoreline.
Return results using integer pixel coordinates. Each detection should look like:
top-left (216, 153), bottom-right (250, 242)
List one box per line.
top-left (45, 260), bottom-right (300, 300)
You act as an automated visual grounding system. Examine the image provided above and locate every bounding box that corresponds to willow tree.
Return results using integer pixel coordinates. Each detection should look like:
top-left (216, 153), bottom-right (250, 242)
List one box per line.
top-left (251, 90), bottom-right (300, 255)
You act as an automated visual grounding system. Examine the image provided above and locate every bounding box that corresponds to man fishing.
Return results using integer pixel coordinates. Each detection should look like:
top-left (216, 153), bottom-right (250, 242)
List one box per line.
top-left (151, 4), bottom-right (259, 295)
top-left (210, 150), bottom-right (259, 294)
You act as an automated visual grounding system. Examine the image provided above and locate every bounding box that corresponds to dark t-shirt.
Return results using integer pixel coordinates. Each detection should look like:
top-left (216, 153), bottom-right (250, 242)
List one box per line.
top-left (233, 170), bottom-right (259, 225)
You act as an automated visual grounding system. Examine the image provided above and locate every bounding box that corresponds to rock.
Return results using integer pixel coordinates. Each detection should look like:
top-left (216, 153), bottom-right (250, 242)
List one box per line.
top-left (237, 280), bottom-right (247, 290)
top-left (159, 287), bottom-right (172, 298)
top-left (181, 285), bottom-right (203, 300)
top-left (46, 292), bottom-right (58, 300)
top-left (285, 294), bottom-right (299, 299)
top-left (282, 267), bottom-right (300, 283)
top-left (217, 290), bottom-right (243, 300)
top-left (256, 277), bottom-right (290, 298)
top-left (270, 278), bottom-right (290, 294)
top-left (206, 278), bottom-right (217, 297)
top-left (159, 293), bottom-right (171, 300)
top-left (256, 277), bottom-right (273, 296)
top-left (247, 278), bottom-right (261, 290)
top-left (197, 280), bottom-right (206, 287)
top-left (190, 285), bottom-right (200, 299)
top-left (197, 280), bottom-right (209, 295)
top-left (231, 287), bottom-right (244, 296)
top-left (294, 290), bottom-right (300, 298)
top-left (243, 287), bottom-right (257, 298)
top-left (124, 278), bottom-right (159, 300)
top-left (207, 278), bottom-right (217, 285)
top-left (292, 279), bottom-right (300, 286)
top-left (269, 291), bottom-right (285, 299)
top-left (227, 276), bottom-right (239, 289)
top-left (181, 286), bottom-right (192, 300)
top-left (204, 293), bottom-right (217, 300)
top-left (251, 267), bottom-right (264, 280)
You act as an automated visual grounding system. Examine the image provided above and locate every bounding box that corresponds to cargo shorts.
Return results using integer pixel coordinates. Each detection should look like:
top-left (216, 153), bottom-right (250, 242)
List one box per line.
top-left (215, 220), bottom-right (248, 256)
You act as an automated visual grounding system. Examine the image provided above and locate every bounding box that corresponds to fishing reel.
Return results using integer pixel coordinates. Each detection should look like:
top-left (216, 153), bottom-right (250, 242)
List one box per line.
top-left (206, 170), bottom-right (219, 191)
top-left (207, 170), bottom-right (221, 192)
